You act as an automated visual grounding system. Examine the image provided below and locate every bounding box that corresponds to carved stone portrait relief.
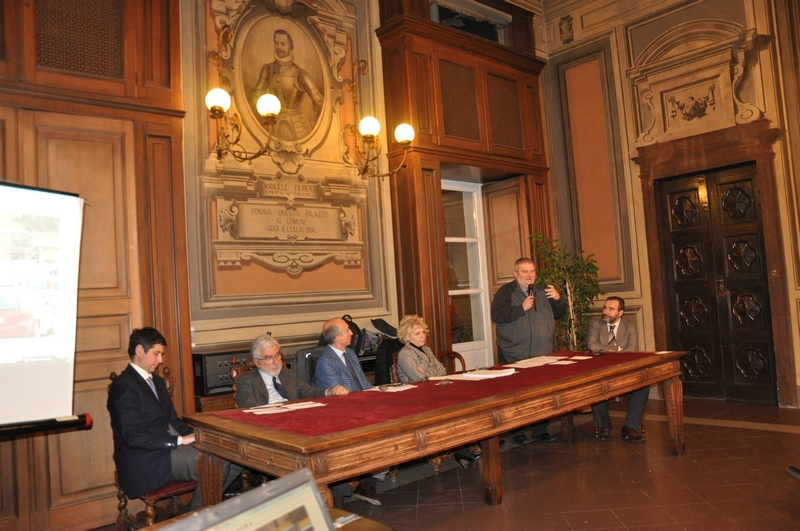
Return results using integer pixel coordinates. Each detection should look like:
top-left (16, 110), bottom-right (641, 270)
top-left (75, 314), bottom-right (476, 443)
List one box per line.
top-left (239, 19), bottom-right (326, 143)
top-left (195, 0), bottom-right (390, 321)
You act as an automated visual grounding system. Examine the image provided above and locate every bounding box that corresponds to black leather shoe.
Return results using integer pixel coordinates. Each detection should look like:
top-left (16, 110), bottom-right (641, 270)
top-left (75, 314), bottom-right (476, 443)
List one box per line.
top-left (535, 432), bottom-right (558, 442)
top-left (621, 425), bottom-right (645, 443)
top-left (510, 434), bottom-right (530, 445)
top-left (454, 450), bottom-right (479, 463)
top-left (353, 484), bottom-right (381, 505)
top-left (595, 423), bottom-right (612, 441)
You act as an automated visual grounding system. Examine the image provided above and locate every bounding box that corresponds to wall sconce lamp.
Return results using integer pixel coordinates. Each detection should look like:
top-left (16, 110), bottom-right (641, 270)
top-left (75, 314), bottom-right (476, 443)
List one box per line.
top-left (345, 117), bottom-right (415, 178)
top-left (205, 88), bottom-right (281, 162)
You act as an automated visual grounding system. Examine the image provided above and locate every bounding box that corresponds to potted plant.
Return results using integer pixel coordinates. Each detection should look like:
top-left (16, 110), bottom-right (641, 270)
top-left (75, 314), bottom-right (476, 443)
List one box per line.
top-left (532, 233), bottom-right (603, 351)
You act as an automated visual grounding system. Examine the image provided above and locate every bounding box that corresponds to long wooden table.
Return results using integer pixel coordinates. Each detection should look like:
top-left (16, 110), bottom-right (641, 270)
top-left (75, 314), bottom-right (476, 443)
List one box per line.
top-left (186, 351), bottom-right (686, 507)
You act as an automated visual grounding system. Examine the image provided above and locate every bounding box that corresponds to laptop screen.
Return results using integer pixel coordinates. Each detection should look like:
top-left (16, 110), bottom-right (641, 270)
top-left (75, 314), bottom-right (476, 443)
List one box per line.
top-left (160, 468), bottom-right (334, 531)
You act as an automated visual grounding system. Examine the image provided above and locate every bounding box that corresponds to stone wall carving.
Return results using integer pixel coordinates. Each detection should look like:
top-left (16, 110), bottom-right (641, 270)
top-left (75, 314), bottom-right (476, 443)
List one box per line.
top-left (628, 20), bottom-right (763, 146)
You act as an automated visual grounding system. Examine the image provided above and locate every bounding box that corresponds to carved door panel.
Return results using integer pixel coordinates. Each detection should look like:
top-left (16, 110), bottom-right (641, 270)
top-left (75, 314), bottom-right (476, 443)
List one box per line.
top-left (661, 163), bottom-right (776, 402)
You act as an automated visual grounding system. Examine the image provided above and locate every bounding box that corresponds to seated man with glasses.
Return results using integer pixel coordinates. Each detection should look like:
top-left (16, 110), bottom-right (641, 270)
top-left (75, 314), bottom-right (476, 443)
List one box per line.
top-left (235, 334), bottom-right (348, 408)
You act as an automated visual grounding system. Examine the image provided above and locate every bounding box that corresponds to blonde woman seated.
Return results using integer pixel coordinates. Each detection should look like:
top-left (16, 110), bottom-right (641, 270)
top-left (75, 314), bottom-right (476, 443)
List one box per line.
top-left (396, 315), bottom-right (446, 383)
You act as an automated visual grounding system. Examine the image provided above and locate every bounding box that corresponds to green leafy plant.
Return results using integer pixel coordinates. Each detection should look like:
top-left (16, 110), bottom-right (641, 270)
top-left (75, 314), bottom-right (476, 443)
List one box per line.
top-left (532, 233), bottom-right (603, 351)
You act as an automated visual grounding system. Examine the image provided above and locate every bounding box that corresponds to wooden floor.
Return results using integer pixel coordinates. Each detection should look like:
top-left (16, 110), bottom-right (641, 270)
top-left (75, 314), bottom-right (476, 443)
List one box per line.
top-left (93, 397), bottom-right (800, 530)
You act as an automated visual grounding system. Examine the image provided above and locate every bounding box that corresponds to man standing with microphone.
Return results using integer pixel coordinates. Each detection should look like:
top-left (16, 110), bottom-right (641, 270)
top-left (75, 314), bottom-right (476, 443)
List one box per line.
top-left (491, 257), bottom-right (568, 444)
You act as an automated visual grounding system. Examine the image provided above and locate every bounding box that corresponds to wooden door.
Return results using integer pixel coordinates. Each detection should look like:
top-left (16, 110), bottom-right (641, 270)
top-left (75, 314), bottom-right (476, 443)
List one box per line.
top-left (482, 176), bottom-right (532, 365)
top-left (0, 110), bottom-right (143, 531)
top-left (660, 163), bottom-right (776, 402)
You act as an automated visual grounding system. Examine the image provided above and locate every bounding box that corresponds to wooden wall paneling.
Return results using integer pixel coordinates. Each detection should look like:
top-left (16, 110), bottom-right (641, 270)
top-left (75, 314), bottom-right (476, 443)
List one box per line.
top-left (0, 106), bottom-right (17, 181)
top-left (43, 381), bottom-right (119, 529)
top-left (433, 49), bottom-right (486, 152)
top-left (20, 110), bottom-right (143, 530)
top-left (390, 154), bottom-right (449, 353)
top-left (18, 0), bottom-right (134, 98)
top-left (410, 41), bottom-right (435, 143)
top-left (482, 176), bottom-right (531, 294)
top-left (524, 79), bottom-right (545, 164)
top-left (143, 120), bottom-right (193, 414)
top-left (139, 0), bottom-right (182, 108)
top-left (0, 438), bottom-right (27, 531)
top-left (0, 0), bottom-right (20, 80)
top-left (143, 0), bottom-right (171, 89)
top-left (527, 171), bottom-right (553, 239)
top-left (379, 0), bottom-right (428, 24)
top-left (483, 64), bottom-right (526, 160)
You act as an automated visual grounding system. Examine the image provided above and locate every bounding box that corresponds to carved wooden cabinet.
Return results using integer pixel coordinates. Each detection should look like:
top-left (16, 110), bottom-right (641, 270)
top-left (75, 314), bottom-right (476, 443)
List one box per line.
top-left (375, 12), bottom-right (551, 354)
top-left (378, 16), bottom-right (546, 166)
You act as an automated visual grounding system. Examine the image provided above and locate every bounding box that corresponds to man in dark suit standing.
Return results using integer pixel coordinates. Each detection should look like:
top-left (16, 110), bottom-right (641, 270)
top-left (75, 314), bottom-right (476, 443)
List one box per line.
top-left (587, 296), bottom-right (648, 442)
top-left (235, 334), bottom-right (348, 408)
top-left (107, 327), bottom-right (240, 509)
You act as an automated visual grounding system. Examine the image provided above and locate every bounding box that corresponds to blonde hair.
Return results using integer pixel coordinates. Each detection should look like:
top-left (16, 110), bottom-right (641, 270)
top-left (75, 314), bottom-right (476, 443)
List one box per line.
top-left (397, 314), bottom-right (429, 343)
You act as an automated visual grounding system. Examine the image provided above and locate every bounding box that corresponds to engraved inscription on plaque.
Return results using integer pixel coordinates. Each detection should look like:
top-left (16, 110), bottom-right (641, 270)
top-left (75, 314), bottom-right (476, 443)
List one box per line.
top-left (227, 201), bottom-right (355, 241)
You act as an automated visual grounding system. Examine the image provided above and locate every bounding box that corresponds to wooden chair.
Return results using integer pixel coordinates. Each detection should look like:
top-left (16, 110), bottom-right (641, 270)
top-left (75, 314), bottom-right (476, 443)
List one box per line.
top-left (436, 350), bottom-right (466, 374)
top-left (109, 372), bottom-right (197, 530)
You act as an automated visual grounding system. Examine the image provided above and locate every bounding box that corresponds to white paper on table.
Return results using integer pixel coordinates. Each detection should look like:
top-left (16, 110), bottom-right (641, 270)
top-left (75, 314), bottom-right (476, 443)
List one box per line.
top-left (463, 369), bottom-right (517, 379)
top-left (549, 360), bottom-right (577, 365)
top-left (569, 355), bottom-right (593, 360)
top-left (504, 356), bottom-right (562, 368)
top-left (245, 401), bottom-right (326, 415)
top-left (365, 384), bottom-right (416, 392)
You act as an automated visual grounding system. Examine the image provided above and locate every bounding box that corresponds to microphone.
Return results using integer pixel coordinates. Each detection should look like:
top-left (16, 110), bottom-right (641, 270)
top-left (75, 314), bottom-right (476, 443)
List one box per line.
top-left (527, 284), bottom-right (536, 310)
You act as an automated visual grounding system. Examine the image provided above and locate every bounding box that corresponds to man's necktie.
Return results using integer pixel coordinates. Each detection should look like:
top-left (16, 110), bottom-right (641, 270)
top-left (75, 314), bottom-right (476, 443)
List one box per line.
top-left (146, 377), bottom-right (159, 400)
top-left (607, 324), bottom-right (618, 350)
top-left (272, 376), bottom-right (289, 399)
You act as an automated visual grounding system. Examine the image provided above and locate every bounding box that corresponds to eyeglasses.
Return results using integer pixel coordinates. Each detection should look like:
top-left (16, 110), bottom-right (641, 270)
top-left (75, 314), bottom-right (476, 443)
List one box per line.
top-left (254, 353), bottom-right (283, 363)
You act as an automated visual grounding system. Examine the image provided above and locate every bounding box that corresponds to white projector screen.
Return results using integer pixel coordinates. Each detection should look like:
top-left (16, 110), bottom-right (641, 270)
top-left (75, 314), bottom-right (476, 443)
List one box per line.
top-left (0, 182), bottom-right (84, 427)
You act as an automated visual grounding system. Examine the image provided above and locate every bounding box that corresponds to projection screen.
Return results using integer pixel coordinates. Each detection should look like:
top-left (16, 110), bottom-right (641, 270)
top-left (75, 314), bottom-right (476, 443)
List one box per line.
top-left (0, 182), bottom-right (84, 427)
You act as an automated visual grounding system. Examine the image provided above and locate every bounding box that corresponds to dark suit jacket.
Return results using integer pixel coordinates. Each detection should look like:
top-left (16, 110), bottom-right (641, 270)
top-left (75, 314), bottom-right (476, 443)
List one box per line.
top-left (234, 367), bottom-right (326, 408)
top-left (314, 345), bottom-right (372, 392)
top-left (586, 317), bottom-right (639, 352)
top-left (107, 364), bottom-right (193, 499)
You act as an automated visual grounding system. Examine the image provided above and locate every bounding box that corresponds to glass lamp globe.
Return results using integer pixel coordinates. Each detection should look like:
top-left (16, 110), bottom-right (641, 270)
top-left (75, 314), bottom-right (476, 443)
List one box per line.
top-left (205, 88), bottom-right (231, 113)
top-left (358, 116), bottom-right (381, 139)
top-left (394, 123), bottom-right (415, 144)
top-left (256, 94), bottom-right (281, 117)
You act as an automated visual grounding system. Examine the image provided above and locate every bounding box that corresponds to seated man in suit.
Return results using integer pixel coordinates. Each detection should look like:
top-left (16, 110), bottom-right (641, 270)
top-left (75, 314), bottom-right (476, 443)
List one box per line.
top-left (107, 327), bottom-right (241, 510)
top-left (587, 296), bottom-right (648, 443)
top-left (235, 334), bottom-right (348, 407)
top-left (314, 317), bottom-right (382, 506)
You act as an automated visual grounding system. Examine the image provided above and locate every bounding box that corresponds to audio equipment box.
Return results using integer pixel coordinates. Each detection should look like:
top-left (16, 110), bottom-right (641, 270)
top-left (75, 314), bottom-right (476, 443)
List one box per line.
top-left (193, 350), bottom-right (251, 396)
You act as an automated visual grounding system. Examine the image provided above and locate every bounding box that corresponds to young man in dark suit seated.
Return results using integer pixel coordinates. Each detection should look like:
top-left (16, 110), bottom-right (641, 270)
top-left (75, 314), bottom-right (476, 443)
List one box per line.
top-left (107, 327), bottom-right (241, 510)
